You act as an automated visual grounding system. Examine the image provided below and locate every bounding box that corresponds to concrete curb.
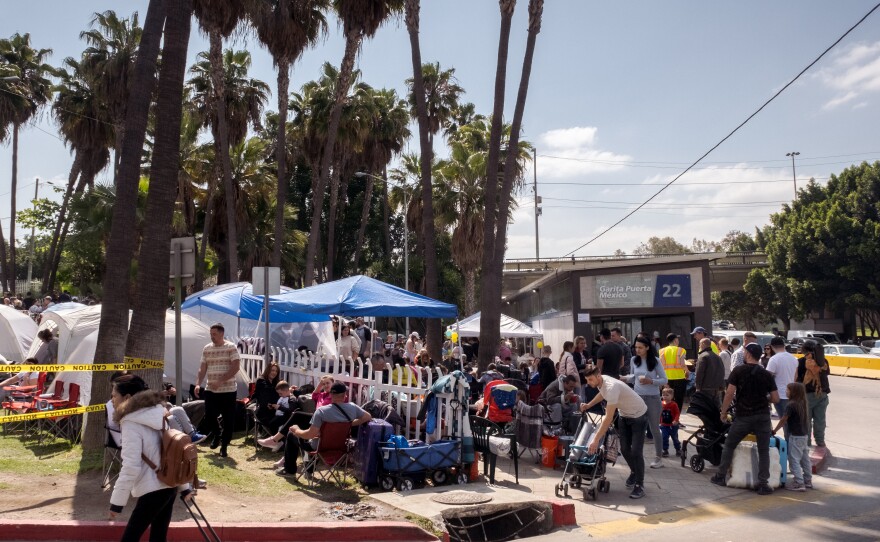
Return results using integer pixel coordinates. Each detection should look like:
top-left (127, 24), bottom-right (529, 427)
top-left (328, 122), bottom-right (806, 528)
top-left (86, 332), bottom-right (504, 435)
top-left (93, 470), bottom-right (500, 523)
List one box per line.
top-left (0, 520), bottom-right (439, 541)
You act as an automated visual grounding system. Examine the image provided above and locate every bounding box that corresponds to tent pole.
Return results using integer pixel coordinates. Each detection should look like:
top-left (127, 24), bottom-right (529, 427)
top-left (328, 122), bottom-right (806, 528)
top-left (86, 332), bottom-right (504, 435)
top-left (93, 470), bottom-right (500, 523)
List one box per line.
top-left (456, 319), bottom-right (462, 372)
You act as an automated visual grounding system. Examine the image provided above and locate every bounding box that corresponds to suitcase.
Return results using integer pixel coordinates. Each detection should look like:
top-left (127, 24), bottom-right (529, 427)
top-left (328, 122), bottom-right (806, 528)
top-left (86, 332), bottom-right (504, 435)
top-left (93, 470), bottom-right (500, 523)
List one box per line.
top-left (770, 436), bottom-right (788, 486)
top-left (183, 496), bottom-right (221, 542)
top-left (352, 419), bottom-right (394, 485)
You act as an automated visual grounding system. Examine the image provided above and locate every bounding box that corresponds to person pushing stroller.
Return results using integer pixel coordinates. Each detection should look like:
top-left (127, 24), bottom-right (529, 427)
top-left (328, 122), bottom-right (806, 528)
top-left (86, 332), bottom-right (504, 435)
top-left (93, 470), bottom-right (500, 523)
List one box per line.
top-left (579, 365), bottom-right (649, 499)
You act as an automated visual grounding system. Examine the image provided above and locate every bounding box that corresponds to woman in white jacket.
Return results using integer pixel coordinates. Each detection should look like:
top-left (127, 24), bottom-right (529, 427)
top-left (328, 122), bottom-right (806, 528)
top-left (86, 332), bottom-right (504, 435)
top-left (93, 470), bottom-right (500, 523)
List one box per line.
top-left (108, 375), bottom-right (191, 541)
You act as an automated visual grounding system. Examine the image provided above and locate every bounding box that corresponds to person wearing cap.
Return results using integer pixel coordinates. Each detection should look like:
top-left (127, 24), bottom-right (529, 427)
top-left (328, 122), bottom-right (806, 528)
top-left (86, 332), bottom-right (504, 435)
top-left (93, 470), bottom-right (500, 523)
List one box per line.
top-left (711, 342), bottom-right (779, 495)
top-left (276, 382), bottom-right (372, 477)
top-left (658, 333), bottom-right (689, 411)
top-left (690, 327), bottom-right (720, 354)
top-left (766, 336), bottom-right (799, 442)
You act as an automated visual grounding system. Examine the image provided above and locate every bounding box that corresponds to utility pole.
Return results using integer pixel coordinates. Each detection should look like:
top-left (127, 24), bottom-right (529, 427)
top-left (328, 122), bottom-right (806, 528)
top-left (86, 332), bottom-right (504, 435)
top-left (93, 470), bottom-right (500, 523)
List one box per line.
top-left (786, 151), bottom-right (800, 200)
top-left (533, 148), bottom-right (540, 260)
top-left (26, 177), bottom-right (39, 293)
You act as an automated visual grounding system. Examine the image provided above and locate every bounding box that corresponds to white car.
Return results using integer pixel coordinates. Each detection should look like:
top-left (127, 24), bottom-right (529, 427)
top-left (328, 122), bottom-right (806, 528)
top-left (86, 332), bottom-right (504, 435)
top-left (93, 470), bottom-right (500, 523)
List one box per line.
top-left (823, 344), bottom-right (880, 358)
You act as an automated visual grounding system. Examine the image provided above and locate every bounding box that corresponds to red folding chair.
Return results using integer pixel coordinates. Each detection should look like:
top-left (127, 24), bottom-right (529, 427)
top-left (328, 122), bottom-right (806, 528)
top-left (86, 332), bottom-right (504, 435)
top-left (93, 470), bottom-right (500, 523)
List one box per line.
top-left (42, 383), bottom-right (82, 443)
top-left (297, 421), bottom-right (353, 487)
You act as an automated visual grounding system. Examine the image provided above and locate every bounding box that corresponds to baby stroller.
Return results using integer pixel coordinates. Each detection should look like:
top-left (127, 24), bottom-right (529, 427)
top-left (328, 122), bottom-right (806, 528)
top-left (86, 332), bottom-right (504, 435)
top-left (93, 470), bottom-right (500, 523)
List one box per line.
top-left (680, 391), bottom-right (730, 473)
top-left (554, 410), bottom-right (619, 501)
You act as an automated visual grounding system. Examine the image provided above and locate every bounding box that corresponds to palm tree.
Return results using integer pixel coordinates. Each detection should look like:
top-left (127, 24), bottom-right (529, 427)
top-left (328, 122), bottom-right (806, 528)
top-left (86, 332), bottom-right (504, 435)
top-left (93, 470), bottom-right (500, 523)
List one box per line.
top-left (406, 62), bottom-right (463, 148)
top-left (352, 87), bottom-right (410, 270)
top-left (0, 63), bottom-right (25, 291)
top-left (88, 0), bottom-right (165, 452)
top-left (80, 11), bottom-right (142, 185)
top-left (45, 57), bottom-right (114, 292)
top-left (192, 0), bottom-right (248, 283)
top-left (247, 0), bottom-right (329, 269)
top-left (0, 33), bottom-right (54, 294)
top-left (187, 48), bottom-right (269, 287)
top-left (477, 0), bottom-right (517, 371)
top-left (482, 0), bottom-right (544, 371)
top-left (404, 0), bottom-right (442, 363)
top-left (303, 0), bottom-right (403, 285)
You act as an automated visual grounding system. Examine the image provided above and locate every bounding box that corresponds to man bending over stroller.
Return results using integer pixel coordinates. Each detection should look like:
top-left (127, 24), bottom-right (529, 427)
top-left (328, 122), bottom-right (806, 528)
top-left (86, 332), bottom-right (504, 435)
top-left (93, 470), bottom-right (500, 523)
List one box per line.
top-left (579, 365), bottom-right (649, 499)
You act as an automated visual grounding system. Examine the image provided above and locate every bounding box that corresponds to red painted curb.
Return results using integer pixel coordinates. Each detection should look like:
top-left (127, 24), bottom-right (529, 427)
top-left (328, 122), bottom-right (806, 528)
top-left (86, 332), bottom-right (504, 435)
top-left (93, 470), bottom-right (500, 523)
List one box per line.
top-left (0, 520), bottom-right (438, 542)
top-left (810, 446), bottom-right (832, 475)
top-left (549, 500), bottom-right (577, 526)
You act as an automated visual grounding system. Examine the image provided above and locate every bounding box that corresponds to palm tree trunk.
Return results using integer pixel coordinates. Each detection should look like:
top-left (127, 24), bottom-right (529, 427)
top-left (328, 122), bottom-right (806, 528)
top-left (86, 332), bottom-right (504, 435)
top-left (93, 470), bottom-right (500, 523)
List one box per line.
top-left (126, 0), bottom-right (192, 393)
top-left (87, 0), bottom-right (164, 452)
top-left (272, 58), bottom-right (290, 268)
top-left (42, 151), bottom-right (82, 291)
top-left (353, 170), bottom-right (376, 270)
top-left (195, 164), bottom-right (218, 291)
top-left (477, 0), bottom-right (516, 372)
top-left (382, 165), bottom-right (390, 261)
top-left (303, 29), bottom-right (362, 285)
top-left (0, 215), bottom-right (7, 294)
top-left (9, 123), bottom-right (19, 294)
top-left (464, 268), bottom-right (477, 316)
top-left (490, 0), bottom-right (544, 337)
top-left (112, 127), bottom-right (123, 187)
top-left (209, 31), bottom-right (238, 282)
top-left (406, 0), bottom-right (442, 363)
top-left (326, 165), bottom-right (341, 281)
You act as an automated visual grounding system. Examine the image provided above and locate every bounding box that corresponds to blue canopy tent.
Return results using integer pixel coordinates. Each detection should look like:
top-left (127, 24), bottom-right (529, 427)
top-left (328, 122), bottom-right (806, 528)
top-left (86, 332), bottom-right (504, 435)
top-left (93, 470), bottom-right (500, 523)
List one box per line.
top-left (180, 283), bottom-right (333, 353)
top-left (276, 275), bottom-right (458, 318)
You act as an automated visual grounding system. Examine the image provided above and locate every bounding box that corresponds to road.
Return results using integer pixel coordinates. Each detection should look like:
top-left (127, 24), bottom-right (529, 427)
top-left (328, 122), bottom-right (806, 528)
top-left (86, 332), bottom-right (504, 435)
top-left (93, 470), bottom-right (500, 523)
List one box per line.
top-left (535, 374), bottom-right (880, 541)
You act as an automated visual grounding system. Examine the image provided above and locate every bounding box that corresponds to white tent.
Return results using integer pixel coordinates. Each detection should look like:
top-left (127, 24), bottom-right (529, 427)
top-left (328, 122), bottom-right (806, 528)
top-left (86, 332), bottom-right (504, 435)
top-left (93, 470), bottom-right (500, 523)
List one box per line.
top-left (447, 312), bottom-right (544, 339)
top-left (0, 305), bottom-right (37, 362)
top-left (32, 306), bottom-right (241, 407)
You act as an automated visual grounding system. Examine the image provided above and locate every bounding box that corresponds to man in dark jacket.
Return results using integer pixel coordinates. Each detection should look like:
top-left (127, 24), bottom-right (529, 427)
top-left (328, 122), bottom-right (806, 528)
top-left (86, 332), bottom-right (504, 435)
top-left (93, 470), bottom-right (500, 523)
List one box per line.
top-left (695, 338), bottom-right (725, 401)
top-left (539, 375), bottom-right (578, 430)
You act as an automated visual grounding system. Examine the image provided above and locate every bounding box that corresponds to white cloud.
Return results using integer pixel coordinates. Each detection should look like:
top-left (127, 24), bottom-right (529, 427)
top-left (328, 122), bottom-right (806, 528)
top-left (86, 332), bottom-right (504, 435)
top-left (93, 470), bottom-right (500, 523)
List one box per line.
top-left (535, 126), bottom-right (633, 179)
top-left (816, 41), bottom-right (880, 110)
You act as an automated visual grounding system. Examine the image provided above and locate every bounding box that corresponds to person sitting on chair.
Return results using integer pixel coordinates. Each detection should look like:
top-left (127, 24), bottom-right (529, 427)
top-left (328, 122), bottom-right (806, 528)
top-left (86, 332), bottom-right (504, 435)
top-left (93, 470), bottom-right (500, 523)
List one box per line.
top-left (275, 382), bottom-right (371, 477)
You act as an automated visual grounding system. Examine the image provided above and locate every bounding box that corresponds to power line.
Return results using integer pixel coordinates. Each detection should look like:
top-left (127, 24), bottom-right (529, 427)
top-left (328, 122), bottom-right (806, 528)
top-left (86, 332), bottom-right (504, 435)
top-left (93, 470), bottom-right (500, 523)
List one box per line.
top-left (538, 177), bottom-right (829, 187)
top-left (562, 2), bottom-right (880, 258)
top-left (541, 204), bottom-right (774, 219)
top-left (537, 151), bottom-right (880, 166)
top-left (539, 154), bottom-right (880, 170)
top-left (541, 196), bottom-right (790, 207)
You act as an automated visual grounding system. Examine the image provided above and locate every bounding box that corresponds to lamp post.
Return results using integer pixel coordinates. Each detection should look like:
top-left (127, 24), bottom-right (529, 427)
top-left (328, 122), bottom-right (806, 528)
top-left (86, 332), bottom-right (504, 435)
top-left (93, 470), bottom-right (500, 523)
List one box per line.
top-left (26, 177), bottom-right (40, 293)
top-left (355, 171), bottom-right (411, 336)
top-left (786, 151), bottom-right (800, 200)
top-left (533, 147), bottom-right (540, 260)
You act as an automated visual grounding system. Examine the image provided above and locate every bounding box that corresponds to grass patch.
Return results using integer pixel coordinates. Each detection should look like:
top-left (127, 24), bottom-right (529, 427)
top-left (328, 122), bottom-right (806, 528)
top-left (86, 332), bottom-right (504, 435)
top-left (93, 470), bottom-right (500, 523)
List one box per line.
top-left (0, 434), bottom-right (92, 475)
top-left (405, 512), bottom-right (445, 539)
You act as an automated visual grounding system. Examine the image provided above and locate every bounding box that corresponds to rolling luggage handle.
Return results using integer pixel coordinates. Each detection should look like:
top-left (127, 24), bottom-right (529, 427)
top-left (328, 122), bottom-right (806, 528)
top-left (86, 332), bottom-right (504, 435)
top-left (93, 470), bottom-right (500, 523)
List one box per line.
top-left (181, 494), bottom-right (221, 542)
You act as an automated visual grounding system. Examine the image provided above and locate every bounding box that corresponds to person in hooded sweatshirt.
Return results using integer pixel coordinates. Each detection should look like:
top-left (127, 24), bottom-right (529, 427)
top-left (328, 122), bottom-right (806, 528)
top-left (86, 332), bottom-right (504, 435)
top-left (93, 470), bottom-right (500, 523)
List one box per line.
top-left (108, 374), bottom-right (192, 542)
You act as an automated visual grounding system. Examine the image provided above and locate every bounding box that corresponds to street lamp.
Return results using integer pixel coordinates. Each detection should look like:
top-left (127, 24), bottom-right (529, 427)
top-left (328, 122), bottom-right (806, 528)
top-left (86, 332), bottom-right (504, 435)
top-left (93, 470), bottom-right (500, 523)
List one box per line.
top-left (355, 171), bottom-right (412, 337)
top-left (786, 151), bottom-right (800, 200)
top-left (26, 177), bottom-right (40, 293)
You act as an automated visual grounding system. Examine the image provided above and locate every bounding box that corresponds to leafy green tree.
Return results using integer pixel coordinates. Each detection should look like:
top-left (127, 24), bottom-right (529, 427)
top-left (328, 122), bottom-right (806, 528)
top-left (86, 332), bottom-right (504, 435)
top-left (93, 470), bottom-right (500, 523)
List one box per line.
top-left (632, 236), bottom-right (691, 256)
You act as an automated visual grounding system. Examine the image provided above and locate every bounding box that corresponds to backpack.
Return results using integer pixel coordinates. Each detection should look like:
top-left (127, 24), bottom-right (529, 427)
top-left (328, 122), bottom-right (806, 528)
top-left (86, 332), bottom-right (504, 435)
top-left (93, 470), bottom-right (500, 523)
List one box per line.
top-left (661, 407), bottom-right (674, 425)
top-left (142, 415), bottom-right (198, 487)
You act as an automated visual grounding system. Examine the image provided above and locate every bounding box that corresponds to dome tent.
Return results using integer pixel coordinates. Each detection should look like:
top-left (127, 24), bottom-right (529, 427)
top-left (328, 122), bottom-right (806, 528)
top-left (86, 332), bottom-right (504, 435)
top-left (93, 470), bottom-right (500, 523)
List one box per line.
top-left (0, 305), bottom-right (37, 362)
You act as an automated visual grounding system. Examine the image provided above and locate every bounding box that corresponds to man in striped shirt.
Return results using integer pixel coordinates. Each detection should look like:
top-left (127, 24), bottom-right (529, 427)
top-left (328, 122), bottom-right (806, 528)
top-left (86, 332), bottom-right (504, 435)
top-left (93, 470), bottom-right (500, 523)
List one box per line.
top-left (194, 323), bottom-right (241, 457)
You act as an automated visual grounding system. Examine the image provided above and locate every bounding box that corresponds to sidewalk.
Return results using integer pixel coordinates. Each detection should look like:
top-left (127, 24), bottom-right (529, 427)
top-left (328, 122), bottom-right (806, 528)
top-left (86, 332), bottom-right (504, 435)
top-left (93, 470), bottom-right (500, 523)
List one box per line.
top-left (369, 411), bottom-right (763, 532)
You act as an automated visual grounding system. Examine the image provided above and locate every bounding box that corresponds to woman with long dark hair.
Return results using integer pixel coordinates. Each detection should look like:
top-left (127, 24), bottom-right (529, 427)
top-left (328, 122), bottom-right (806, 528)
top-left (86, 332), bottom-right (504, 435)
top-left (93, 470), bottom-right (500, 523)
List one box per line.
top-left (796, 340), bottom-right (831, 447)
top-left (254, 362), bottom-right (282, 432)
top-left (623, 336), bottom-right (668, 468)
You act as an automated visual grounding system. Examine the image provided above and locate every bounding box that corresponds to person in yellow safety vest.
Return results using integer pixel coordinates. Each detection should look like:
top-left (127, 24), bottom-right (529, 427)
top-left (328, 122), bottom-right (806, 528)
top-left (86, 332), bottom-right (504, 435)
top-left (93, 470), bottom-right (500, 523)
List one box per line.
top-left (691, 326), bottom-right (720, 355)
top-left (659, 333), bottom-right (690, 410)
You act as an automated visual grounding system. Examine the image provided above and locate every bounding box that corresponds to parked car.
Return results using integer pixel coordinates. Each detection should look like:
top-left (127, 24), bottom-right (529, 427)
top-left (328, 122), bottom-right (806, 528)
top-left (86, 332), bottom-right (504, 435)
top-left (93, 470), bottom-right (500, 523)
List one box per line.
top-left (712, 330), bottom-right (777, 349)
top-left (785, 336), bottom-right (828, 354)
top-left (870, 347), bottom-right (880, 356)
top-left (787, 330), bottom-right (842, 344)
top-left (823, 344), bottom-right (879, 358)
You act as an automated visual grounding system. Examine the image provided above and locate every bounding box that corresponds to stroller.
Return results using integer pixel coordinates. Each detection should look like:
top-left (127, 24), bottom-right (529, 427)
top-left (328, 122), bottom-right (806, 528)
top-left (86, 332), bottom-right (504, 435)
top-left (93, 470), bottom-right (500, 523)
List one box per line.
top-left (680, 391), bottom-right (730, 473)
top-left (554, 410), bottom-right (619, 501)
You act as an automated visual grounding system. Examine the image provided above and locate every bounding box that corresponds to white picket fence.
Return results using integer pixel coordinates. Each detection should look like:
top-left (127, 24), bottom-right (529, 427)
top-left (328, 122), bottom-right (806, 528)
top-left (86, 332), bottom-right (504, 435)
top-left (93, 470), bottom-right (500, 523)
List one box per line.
top-left (237, 342), bottom-right (464, 441)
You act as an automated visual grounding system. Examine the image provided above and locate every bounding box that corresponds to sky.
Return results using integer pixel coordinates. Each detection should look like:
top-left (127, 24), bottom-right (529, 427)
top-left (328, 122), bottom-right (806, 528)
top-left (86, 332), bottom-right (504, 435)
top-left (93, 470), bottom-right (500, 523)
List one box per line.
top-left (2, 0), bottom-right (880, 261)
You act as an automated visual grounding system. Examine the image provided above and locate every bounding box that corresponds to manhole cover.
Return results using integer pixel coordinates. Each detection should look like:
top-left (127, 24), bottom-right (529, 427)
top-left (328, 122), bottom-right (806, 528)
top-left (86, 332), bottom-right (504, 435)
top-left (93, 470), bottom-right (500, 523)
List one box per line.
top-left (431, 491), bottom-right (494, 505)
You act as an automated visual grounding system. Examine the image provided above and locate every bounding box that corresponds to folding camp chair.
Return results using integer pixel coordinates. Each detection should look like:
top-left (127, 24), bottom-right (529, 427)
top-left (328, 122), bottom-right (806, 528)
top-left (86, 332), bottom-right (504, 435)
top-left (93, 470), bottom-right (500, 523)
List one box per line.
top-left (470, 416), bottom-right (519, 484)
top-left (41, 383), bottom-right (82, 443)
top-left (296, 421), bottom-right (353, 488)
top-left (102, 426), bottom-right (123, 488)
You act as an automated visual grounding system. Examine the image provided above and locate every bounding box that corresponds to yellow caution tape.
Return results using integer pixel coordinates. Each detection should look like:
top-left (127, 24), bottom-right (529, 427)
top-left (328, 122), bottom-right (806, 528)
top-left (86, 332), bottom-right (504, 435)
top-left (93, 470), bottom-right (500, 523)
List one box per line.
top-left (10, 357), bottom-right (165, 373)
top-left (0, 403), bottom-right (105, 425)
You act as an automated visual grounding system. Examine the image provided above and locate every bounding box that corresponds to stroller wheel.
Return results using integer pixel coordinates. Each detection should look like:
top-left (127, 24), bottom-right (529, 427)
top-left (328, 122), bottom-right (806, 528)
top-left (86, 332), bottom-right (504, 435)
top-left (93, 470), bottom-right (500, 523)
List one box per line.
top-left (563, 482), bottom-right (570, 497)
top-left (690, 455), bottom-right (705, 473)
top-left (379, 476), bottom-right (395, 491)
top-left (397, 477), bottom-right (414, 492)
top-left (570, 475), bottom-right (582, 488)
top-left (601, 480), bottom-right (610, 493)
top-left (456, 472), bottom-right (469, 485)
top-left (555, 483), bottom-right (563, 498)
top-left (587, 488), bottom-right (597, 501)
top-left (431, 469), bottom-right (448, 486)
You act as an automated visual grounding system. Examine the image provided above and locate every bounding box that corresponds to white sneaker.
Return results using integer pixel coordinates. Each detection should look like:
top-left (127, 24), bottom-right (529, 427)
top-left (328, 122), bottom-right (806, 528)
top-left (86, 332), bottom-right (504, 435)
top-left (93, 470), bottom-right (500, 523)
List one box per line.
top-left (258, 437), bottom-right (283, 452)
top-left (273, 457), bottom-right (285, 469)
top-left (650, 457), bottom-right (664, 469)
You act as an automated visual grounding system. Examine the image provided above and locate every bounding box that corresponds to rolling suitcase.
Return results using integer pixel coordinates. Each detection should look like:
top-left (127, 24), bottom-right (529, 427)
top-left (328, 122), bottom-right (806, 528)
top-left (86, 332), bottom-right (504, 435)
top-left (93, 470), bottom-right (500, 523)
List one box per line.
top-left (183, 495), bottom-right (221, 542)
top-left (352, 419), bottom-right (394, 486)
top-left (770, 435), bottom-right (788, 486)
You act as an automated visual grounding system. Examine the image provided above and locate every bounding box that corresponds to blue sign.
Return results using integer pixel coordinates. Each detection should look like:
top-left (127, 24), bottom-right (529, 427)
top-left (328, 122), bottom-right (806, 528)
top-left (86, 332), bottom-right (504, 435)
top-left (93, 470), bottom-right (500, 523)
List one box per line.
top-left (653, 274), bottom-right (691, 307)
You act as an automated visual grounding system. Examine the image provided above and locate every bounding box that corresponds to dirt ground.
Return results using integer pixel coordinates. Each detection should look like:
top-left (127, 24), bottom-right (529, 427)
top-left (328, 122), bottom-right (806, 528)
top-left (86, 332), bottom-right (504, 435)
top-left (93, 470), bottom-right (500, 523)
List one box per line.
top-left (0, 437), bottom-right (405, 526)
